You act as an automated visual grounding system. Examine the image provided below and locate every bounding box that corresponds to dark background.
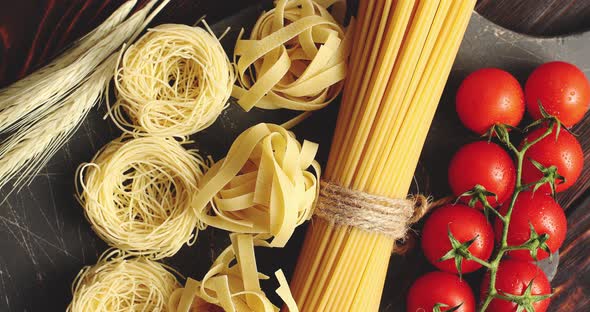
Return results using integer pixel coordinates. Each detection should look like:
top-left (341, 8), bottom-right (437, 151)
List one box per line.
top-left (0, 1), bottom-right (589, 311)
top-left (3, 0), bottom-right (590, 88)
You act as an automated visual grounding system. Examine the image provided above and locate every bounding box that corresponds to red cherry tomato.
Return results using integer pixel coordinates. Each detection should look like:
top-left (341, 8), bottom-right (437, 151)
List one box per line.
top-left (448, 141), bottom-right (516, 209)
top-left (481, 260), bottom-right (551, 312)
top-left (525, 61), bottom-right (590, 127)
top-left (495, 191), bottom-right (567, 261)
top-left (456, 68), bottom-right (525, 134)
top-left (407, 271), bottom-right (475, 312)
top-left (521, 126), bottom-right (583, 193)
top-left (421, 204), bottom-right (494, 274)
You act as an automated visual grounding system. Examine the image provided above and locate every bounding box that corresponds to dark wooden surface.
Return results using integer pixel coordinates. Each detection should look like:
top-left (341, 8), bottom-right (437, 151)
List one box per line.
top-left (0, 1), bottom-right (589, 311)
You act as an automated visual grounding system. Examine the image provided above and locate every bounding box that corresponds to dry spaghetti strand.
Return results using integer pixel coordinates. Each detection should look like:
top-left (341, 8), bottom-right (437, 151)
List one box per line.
top-left (76, 135), bottom-right (206, 260)
top-left (110, 23), bottom-right (234, 137)
top-left (289, 0), bottom-right (476, 311)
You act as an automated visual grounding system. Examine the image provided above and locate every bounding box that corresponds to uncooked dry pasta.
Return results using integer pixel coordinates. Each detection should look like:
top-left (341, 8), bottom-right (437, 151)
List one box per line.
top-left (289, 0), bottom-right (476, 311)
top-left (191, 123), bottom-right (320, 248)
top-left (232, 0), bottom-right (350, 111)
top-left (168, 234), bottom-right (298, 312)
top-left (110, 23), bottom-right (234, 137)
top-left (68, 249), bottom-right (180, 312)
top-left (76, 135), bottom-right (206, 259)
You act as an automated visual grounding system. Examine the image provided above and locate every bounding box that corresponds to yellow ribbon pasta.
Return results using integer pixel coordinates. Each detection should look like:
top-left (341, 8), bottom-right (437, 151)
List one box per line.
top-left (68, 249), bottom-right (180, 312)
top-left (192, 123), bottom-right (320, 248)
top-left (232, 0), bottom-right (351, 111)
top-left (168, 234), bottom-right (298, 312)
top-left (76, 135), bottom-right (206, 259)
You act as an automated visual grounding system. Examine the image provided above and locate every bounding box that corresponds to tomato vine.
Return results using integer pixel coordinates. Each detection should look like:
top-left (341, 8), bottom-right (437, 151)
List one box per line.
top-left (446, 105), bottom-right (563, 312)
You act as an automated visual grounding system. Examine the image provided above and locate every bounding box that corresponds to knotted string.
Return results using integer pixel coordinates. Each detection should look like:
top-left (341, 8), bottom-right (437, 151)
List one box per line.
top-left (315, 180), bottom-right (432, 239)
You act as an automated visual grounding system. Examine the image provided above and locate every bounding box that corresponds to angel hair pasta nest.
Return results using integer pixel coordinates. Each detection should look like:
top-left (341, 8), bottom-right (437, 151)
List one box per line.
top-left (76, 135), bottom-right (206, 259)
top-left (67, 250), bottom-right (180, 312)
top-left (110, 23), bottom-right (234, 136)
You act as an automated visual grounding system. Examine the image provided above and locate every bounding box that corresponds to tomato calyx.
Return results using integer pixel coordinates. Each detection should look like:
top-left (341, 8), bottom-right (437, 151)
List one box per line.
top-left (497, 279), bottom-right (553, 312)
top-left (433, 302), bottom-right (463, 312)
top-left (439, 226), bottom-right (490, 278)
top-left (525, 159), bottom-right (565, 196)
top-left (522, 223), bottom-right (551, 261)
top-left (457, 184), bottom-right (497, 209)
top-left (523, 101), bottom-right (574, 141)
top-left (505, 223), bottom-right (551, 261)
top-left (456, 185), bottom-right (505, 221)
top-left (485, 123), bottom-right (518, 145)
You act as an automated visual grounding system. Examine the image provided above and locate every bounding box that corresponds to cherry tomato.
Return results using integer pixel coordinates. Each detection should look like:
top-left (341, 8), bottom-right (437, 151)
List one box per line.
top-left (407, 271), bottom-right (475, 312)
top-left (421, 204), bottom-right (494, 274)
top-left (521, 126), bottom-right (583, 193)
top-left (448, 141), bottom-right (516, 209)
top-left (456, 68), bottom-right (525, 134)
top-left (525, 61), bottom-right (590, 127)
top-left (495, 191), bottom-right (567, 261)
top-left (481, 260), bottom-right (551, 312)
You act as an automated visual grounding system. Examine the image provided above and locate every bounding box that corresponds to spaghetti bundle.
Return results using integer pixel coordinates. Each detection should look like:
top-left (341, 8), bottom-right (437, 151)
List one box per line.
top-left (191, 123), bottom-right (320, 248)
top-left (289, 0), bottom-right (476, 311)
top-left (68, 249), bottom-right (179, 312)
top-left (76, 135), bottom-right (206, 259)
top-left (168, 234), bottom-right (298, 312)
top-left (110, 24), bottom-right (234, 137)
top-left (232, 0), bottom-right (350, 111)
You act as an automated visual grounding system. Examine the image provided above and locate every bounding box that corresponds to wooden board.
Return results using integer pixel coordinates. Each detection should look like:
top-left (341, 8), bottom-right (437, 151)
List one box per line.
top-left (0, 2), bottom-right (588, 311)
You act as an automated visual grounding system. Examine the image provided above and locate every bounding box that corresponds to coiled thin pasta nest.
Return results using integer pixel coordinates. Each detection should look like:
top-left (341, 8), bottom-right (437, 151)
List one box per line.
top-left (67, 249), bottom-right (180, 312)
top-left (76, 135), bottom-right (206, 259)
top-left (110, 23), bottom-right (234, 136)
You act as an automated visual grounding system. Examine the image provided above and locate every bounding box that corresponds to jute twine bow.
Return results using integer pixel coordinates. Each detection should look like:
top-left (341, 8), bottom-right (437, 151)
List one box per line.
top-left (315, 180), bottom-right (434, 240)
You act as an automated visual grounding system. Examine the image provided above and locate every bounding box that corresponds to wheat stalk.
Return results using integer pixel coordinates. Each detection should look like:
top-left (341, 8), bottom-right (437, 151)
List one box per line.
top-left (0, 0), bottom-right (157, 133)
top-left (0, 56), bottom-right (116, 192)
top-left (0, 1), bottom-right (137, 128)
top-left (0, 0), bottom-right (171, 190)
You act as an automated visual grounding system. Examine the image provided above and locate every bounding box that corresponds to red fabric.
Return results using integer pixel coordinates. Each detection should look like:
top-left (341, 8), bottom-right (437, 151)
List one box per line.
top-left (0, 0), bottom-right (258, 87)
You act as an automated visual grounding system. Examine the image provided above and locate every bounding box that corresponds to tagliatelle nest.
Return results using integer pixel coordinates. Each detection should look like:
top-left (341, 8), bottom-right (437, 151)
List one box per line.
top-left (76, 135), bottom-right (206, 259)
top-left (191, 123), bottom-right (321, 248)
top-left (167, 234), bottom-right (298, 312)
top-left (232, 0), bottom-right (350, 111)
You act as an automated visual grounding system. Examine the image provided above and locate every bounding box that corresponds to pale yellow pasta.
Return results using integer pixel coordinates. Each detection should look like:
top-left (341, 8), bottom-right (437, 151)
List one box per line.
top-left (110, 23), bottom-right (234, 136)
top-left (68, 249), bottom-right (180, 312)
top-left (168, 234), bottom-right (298, 312)
top-left (232, 0), bottom-right (350, 111)
top-left (290, 0), bottom-right (476, 311)
top-left (76, 135), bottom-right (206, 259)
top-left (191, 123), bottom-right (320, 248)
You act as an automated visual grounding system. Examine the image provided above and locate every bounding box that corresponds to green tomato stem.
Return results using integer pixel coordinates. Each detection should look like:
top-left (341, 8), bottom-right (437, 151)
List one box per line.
top-left (479, 125), bottom-right (554, 312)
top-left (466, 254), bottom-right (493, 269)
